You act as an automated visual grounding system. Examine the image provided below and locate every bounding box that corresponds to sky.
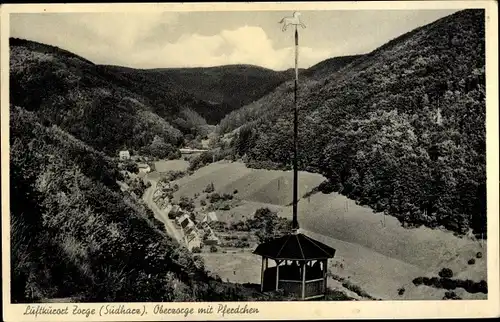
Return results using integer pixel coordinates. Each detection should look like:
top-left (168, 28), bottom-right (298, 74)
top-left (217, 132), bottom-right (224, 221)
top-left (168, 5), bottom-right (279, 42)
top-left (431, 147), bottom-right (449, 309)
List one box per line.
top-left (10, 9), bottom-right (460, 70)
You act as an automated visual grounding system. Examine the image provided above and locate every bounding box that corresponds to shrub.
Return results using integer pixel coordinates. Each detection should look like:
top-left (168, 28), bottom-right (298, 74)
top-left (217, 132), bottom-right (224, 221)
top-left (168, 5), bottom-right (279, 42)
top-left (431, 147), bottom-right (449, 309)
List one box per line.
top-left (397, 287), bottom-right (405, 296)
top-left (476, 252), bottom-right (483, 259)
top-left (235, 240), bottom-right (250, 248)
top-left (124, 161), bottom-right (139, 174)
top-left (440, 278), bottom-right (457, 290)
top-left (204, 183), bottom-right (215, 193)
top-left (430, 277), bottom-right (442, 288)
top-left (209, 193), bottom-right (221, 203)
top-left (468, 258), bottom-right (476, 265)
top-left (414, 276), bottom-right (487, 295)
top-left (443, 291), bottom-right (461, 300)
top-left (341, 281), bottom-right (374, 299)
top-left (233, 189), bottom-right (238, 194)
top-left (210, 245), bottom-right (218, 253)
top-left (192, 247), bottom-right (201, 253)
top-left (200, 199), bottom-right (207, 206)
top-left (324, 289), bottom-right (354, 301)
top-left (438, 268), bottom-right (454, 279)
top-left (412, 277), bottom-right (424, 286)
top-left (222, 193), bottom-right (234, 200)
top-left (179, 196), bottom-right (195, 212)
top-left (473, 280), bottom-right (488, 293)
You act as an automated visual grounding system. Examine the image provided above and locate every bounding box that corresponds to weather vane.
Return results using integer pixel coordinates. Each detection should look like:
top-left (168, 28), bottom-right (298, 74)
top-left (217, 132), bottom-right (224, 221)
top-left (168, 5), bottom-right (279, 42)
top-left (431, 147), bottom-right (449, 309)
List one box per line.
top-left (279, 11), bottom-right (306, 32)
top-left (280, 11), bottom-right (305, 233)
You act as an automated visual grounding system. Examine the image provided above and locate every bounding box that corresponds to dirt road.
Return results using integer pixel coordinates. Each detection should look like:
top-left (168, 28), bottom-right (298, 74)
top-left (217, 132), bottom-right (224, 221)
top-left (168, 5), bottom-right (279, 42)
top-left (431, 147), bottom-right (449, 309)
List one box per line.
top-left (143, 180), bottom-right (184, 244)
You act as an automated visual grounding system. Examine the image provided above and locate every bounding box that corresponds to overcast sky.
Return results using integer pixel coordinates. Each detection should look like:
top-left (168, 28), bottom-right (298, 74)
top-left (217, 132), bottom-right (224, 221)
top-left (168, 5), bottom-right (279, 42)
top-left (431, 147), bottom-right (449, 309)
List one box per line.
top-left (10, 9), bottom-right (459, 70)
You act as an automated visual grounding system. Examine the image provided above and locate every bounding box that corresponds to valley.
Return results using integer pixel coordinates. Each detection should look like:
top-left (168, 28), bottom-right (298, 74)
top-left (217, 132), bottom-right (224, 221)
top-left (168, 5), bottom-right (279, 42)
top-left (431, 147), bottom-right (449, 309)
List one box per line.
top-left (8, 8), bottom-right (488, 304)
top-left (141, 160), bottom-right (487, 300)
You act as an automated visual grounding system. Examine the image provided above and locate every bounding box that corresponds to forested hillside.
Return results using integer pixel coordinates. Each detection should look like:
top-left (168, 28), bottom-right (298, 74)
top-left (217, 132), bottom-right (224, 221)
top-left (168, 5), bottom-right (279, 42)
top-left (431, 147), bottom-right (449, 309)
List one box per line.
top-left (10, 38), bottom-right (187, 159)
top-left (9, 105), bottom-right (301, 302)
top-left (219, 9), bottom-right (486, 236)
top-left (102, 64), bottom-right (293, 124)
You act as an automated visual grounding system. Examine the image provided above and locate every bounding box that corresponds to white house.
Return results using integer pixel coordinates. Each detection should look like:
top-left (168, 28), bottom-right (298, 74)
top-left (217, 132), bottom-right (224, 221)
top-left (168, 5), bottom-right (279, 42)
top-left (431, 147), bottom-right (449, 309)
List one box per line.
top-left (186, 233), bottom-right (202, 251)
top-left (119, 150), bottom-right (131, 160)
top-left (138, 163), bottom-right (151, 173)
top-left (201, 211), bottom-right (218, 223)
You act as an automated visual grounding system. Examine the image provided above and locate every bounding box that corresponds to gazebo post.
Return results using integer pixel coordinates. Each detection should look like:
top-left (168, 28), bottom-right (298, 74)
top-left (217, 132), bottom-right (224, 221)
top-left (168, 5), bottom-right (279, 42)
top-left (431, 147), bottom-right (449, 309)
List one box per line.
top-left (260, 257), bottom-right (265, 292)
top-left (301, 261), bottom-right (307, 299)
top-left (323, 259), bottom-right (328, 295)
top-left (275, 260), bottom-right (280, 291)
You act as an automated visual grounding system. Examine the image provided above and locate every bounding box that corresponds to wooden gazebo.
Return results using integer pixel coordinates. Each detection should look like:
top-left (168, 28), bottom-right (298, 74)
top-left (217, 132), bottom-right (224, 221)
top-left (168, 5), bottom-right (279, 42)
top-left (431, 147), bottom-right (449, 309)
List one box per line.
top-left (253, 232), bottom-right (335, 300)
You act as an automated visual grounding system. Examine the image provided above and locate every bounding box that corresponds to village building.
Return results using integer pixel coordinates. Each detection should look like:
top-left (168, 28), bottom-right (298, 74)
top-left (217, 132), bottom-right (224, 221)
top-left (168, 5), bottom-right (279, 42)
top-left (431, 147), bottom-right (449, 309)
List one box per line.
top-left (186, 232), bottom-right (202, 251)
top-left (137, 163), bottom-right (151, 174)
top-left (203, 233), bottom-right (220, 245)
top-left (118, 182), bottom-right (130, 192)
top-left (119, 150), bottom-right (130, 160)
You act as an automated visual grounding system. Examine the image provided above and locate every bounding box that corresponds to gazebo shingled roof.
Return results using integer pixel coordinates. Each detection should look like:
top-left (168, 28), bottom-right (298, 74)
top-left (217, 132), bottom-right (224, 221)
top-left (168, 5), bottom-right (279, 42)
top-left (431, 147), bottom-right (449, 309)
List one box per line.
top-left (253, 233), bottom-right (336, 260)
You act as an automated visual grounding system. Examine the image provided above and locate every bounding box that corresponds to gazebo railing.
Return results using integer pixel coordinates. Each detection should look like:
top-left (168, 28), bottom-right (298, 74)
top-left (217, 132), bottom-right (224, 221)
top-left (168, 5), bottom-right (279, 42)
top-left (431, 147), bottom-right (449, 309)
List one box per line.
top-left (304, 278), bottom-right (325, 299)
top-left (278, 278), bottom-right (325, 299)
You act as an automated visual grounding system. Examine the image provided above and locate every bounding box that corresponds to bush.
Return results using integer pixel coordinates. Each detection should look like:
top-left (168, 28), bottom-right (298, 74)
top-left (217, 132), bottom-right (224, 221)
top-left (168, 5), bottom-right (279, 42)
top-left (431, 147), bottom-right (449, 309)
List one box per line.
top-left (341, 281), bottom-right (374, 299)
top-left (179, 196), bottom-right (195, 212)
top-left (440, 278), bottom-right (457, 290)
top-left (200, 199), bottom-right (207, 206)
top-left (412, 277), bottom-right (424, 286)
top-left (222, 193), bottom-right (233, 200)
top-left (233, 189), bottom-right (238, 194)
top-left (438, 268), bottom-right (454, 279)
top-left (468, 258), bottom-right (476, 265)
top-left (413, 275), bottom-right (487, 294)
top-left (476, 252), bottom-right (483, 259)
top-left (210, 245), bottom-right (218, 253)
top-left (235, 240), bottom-right (250, 248)
top-left (430, 277), bottom-right (442, 288)
top-left (443, 291), bottom-right (461, 300)
top-left (192, 247), bottom-right (201, 253)
top-left (204, 183), bottom-right (215, 193)
top-left (397, 287), bottom-right (405, 296)
top-left (209, 193), bottom-right (221, 203)
top-left (473, 280), bottom-right (488, 293)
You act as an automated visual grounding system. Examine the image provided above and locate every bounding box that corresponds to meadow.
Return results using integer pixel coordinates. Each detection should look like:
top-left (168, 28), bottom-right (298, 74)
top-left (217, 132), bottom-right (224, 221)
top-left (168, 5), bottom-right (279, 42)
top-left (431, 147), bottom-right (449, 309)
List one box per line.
top-left (172, 161), bottom-right (487, 300)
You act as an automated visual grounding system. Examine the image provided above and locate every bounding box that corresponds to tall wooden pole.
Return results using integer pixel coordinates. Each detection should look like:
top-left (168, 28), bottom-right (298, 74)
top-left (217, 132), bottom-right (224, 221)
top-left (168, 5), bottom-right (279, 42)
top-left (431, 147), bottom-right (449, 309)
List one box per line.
top-left (292, 25), bottom-right (299, 232)
top-left (261, 257), bottom-right (265, 292)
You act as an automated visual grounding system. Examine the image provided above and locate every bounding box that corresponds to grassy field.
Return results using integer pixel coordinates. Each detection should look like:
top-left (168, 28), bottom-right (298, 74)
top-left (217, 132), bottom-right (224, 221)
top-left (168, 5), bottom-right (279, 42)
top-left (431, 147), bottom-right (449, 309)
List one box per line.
top-left (168, 161), bottom-right (487, 300)
top-left (173, 161), bottom-right (322, 204)
top-left (154, 159), bottom-right (190, 173)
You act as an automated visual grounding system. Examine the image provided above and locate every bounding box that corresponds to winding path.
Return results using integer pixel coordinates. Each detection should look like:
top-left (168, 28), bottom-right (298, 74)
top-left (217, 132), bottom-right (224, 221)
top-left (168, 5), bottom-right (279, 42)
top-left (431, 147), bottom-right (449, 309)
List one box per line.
top-left (143, 179), bottom-right (184, 244)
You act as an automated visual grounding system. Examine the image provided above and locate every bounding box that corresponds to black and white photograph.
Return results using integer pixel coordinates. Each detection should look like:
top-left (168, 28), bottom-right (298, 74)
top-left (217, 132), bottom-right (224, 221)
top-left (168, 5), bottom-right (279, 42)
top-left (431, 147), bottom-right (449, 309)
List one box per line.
top-left (1, 1), bottom-right (498, 320)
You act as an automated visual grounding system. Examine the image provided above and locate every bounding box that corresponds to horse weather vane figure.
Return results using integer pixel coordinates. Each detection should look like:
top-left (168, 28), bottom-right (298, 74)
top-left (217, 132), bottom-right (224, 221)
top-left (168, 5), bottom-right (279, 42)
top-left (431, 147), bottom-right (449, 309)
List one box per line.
top-left (279, 11), bottom-right (306, 233)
